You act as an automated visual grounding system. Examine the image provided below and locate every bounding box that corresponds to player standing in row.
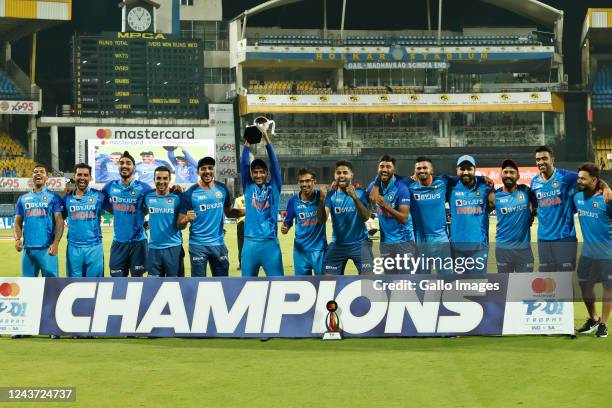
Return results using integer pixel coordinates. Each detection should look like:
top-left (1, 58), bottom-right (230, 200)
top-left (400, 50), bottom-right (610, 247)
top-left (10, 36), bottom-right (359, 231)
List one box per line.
top-left (448, 155), bottom-right (492, 273)
top-left (573, 163), bottom-right (610, 338)
top-left (488, 159), bottom-right (535, 273)
top-left (282, 169), bottom-right (327, 276)
top-left (320, 161), bottom-right (373, 275)
top-left (240, 128), bottom-right (284, 276)
top-left (63, 163), bottom-right (108, 277)
top-left (167, 147), bottom-right (198, 183)
top-left (96, 151), bottom-right (121, 183)
top-left (14, 164), bottom-right (64, 277)
top-left (145, 166), bottom-right (185, 277)
top-left (103, 151), bottom-right (153, 277)
top-left (180, 157), bottom-right (244, 277)
top-left (136, 151), bottom-right (173, 184)
top-left (366, 155), bottom-right (413, 273)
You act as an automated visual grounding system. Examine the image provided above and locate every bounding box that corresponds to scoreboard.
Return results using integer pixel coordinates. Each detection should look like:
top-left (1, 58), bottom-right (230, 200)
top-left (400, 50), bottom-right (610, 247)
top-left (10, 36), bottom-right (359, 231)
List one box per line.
top-left (73, 32), bottom-right (206, 118)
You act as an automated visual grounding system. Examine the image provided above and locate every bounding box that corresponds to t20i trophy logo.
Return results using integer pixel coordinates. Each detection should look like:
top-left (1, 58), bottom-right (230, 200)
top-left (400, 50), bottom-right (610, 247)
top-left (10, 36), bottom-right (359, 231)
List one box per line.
top-left (323, 300), bottom-right (342, 340)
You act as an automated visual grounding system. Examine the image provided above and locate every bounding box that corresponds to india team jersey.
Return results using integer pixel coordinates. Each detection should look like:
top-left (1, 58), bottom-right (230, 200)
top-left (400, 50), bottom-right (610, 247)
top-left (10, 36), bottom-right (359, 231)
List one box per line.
top-left (325, 188), bottom-right (369, 245)
top-left (367, 176), bottom-right (414, 243)
top-left (103, 179), bottom-right (152, 243)
top-left (405, 176), bottom-right (450, 243)
top-left (14, 188), bottom-right (64, 248)
top-left (494, 185), bottom-right (532, 249)
top-left (168, 150), bottom-right (198, 183)
top-left (531, 168), bottom-right (578, 240)
top-left (181, 182), bottom-right (231, 246)
top-left (136, 159), bottom-right (173, 184)
top-left (448, 180), bottom-right (491, 248)
top-left (284, 191), bottom-right (327, 251)
top-left (145, 192), bottom-right (183, 249)
top-left (64, 188), bottom-right (108, 247)
top-left (574, 192), bottom-right (612, 259)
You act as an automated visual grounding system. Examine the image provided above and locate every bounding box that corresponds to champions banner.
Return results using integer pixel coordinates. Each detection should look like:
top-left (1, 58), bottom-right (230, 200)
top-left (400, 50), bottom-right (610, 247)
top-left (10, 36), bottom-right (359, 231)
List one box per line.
top-left (0, 273), bottom-right (573, 338)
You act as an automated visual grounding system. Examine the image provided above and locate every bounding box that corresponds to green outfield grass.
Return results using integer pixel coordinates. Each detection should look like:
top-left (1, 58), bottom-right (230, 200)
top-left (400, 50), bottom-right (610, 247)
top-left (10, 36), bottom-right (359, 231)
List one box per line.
top-left (0, 222), bottom-right (610, 408)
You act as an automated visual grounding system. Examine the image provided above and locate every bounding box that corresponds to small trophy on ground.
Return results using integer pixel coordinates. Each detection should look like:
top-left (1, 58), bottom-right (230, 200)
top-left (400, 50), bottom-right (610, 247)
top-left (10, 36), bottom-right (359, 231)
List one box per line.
top-left (323, 300), bottom-right (342, 340)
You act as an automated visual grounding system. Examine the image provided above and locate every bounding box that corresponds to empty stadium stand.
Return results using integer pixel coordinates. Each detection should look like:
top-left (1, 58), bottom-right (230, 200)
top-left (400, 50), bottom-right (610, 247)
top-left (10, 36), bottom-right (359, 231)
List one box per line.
top-left (592, 68), bottom-right (612, 109)
top-left (0, 70), bottom-right (23, 100)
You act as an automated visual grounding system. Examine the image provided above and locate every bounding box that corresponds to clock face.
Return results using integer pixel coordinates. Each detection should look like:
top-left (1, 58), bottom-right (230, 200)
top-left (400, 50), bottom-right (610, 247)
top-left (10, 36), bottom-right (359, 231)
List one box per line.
top-left (127, 6), bottom-right (152, 32)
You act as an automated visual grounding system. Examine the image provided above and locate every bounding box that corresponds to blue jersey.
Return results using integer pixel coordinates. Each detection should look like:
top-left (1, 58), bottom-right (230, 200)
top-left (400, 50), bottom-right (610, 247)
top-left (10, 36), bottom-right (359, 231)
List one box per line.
top-left (63, 188), bottom-right (108, 247)
top-left (168, 149), bottom-right (198, 183)
top-left (103, 179), bottom-right (153, 243)
top-left (368, 176), bottom-right (414, 243)
top-left (241, 144), bottom-right (282, 241)
top-left (14, 188), bottom-right (64, 248)
top-left (97, 156), bottom-right (120, 183)
top-left (325, 188), bottom-right (369, 245)
top-left (574, 192), bottom-right (612, 259)
top-left (145, 191), bottom-right (183, 249)
top-left (180, 182), bottom-right (231, 246)
top-left (448, 179), bottom-right (491, 249)
top-left (284, 191), bottom-right (327, 251)
top-left (136, 159), bottom-right (173, 184)
top-left (494, 185), bottom-right (532, 249)
top-left (405, 176), bottom-right (451, 243)
top-left (531, 168), bottom-right (578, 240)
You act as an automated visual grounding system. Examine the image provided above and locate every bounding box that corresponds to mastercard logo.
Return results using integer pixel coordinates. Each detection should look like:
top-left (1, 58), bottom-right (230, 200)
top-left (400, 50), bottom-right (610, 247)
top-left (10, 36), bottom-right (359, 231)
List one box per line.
top-left (96, 128), bottom-right (112, 139)
top-left (531, 277), bottom-right (556, 293)
top-left (0, 282), bottom-right (20, 297)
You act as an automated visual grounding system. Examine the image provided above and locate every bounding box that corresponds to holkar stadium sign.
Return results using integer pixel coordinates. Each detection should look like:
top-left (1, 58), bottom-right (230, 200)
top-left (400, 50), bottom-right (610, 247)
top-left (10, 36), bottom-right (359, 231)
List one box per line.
top-left (0, 274), bottom-right (573, 337)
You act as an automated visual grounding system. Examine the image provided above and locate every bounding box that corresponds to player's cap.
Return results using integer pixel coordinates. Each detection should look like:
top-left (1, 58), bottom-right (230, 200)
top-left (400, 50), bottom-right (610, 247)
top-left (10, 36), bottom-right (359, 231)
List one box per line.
top-left (456, 155), bottom-right (476, 167)
top-left (197, 156), bottom-right (215, 169)
top-left (250, 158), bottom-right (268, 171)
top-left (140, 151), bottom-right (154, 156)
top-left (120, 151), bottom-right (135, 165)
top-left (501, 159), bottom-right (519, 171)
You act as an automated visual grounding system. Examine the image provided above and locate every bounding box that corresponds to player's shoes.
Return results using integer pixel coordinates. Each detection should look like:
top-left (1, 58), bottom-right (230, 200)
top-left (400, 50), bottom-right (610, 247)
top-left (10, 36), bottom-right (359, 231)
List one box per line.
top-left (576, 318), bottom-right (600, 334)
top-left (595, 323), bottom-right (608, 338)
top-left (49, 334), bottom-right (61, 339)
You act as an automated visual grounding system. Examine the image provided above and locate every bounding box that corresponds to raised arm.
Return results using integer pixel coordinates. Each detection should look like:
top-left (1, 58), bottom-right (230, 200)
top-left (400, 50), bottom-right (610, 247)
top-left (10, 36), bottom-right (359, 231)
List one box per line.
top-left (241, 144), bottom-right (252, 191)
top-left (181, 148), bottom-right (198, 168)
top-left (266, 144), bottom-right (282, 191)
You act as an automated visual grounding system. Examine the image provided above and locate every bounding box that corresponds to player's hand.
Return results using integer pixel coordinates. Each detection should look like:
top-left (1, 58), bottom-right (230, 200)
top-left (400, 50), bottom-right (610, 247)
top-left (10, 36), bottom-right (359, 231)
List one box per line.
top-left (483, 176), bottom-right (495, 188)
top-left (281, 221), bottom-right (289, 234)
top-left (64, 185), bottom-right (74, 195)
top-left (186, 210), bottom-right (196, 222)
top-left (346, 184), bottom-right (357, 199)
top-left (15, 239), bottom-right (23, 252)
top-left (262, 129), bottom-right (271, 145)
top-left (143, 221), bottom-right (150, 231)
top-left (369, 185), bottom-right (381, 203)
top-left (48, 242), bottom-right (58, 256)
top-left (170, 184), bottom-right (184, 194)
top-left (375, 195), bottom-right (387, 209)
top-left (330, 181), bottom-right (338, 191)
top-left (318, 184), bottom-right (328, 199)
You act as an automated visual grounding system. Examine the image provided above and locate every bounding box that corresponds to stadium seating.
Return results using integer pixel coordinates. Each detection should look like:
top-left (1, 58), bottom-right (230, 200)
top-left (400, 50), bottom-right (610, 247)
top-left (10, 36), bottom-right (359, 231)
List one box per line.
top-left (453, 126), bottom-right (541, 147)
top-left (344, 85), bottom-right (423, 95)
top-left (593, 135), bottom-right (612, 170)
top-left (0, 70), bottom-right (23, 100)
top-left (248, 80), bottom-right (332, 95)
top-left (0, 132), bottom-right (34, 177)
top-left (592, 68), bottom-right (612, 109)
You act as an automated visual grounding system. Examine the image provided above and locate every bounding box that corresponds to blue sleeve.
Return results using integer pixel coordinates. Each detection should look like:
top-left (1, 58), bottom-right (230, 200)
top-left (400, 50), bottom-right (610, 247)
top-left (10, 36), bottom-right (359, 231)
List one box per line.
top-left (267, 144), bottom-right (282, 192)
top-left (440, 175), bottom-right (459, 187)
top-left (97, 190), bottom-right (110, 212)
top-left (14, 196), bottom-right (23, 217)
top-left (159, 160), bottom-right (174, 173)
top-left (143, 183), bottom-right (154, 195)
top-left (607, 202), bottom-right (612, 217)
top-left (325, 192), bottom-right (332, 210)
top-left (560, 168), bottom-right (578, 189)
top-left (397, 183), bottom-right (411, 207)
top-left (167, 150), bottom-right (178, 167)
top-left (359, 189), bottom-right (370, 207)
top-left (284, 196), bottom-right (296, 228)
top-left (366, 180), bottom-right (376, 193)
top-left (182, 148), bottom-right (198, 168)
top-left (180, 187), bottom-right (193, 214)
top-left (222, 184), bottom-right (231, 208)
top-left (241, 145), bottom-right (252, 191)
top-left (52, 194), bottom-right (64, 213)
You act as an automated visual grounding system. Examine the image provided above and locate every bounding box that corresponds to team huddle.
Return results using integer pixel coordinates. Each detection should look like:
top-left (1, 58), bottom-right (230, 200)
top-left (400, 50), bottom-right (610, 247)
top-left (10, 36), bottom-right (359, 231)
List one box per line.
top-left (12, 131), bottom-right (612, 337)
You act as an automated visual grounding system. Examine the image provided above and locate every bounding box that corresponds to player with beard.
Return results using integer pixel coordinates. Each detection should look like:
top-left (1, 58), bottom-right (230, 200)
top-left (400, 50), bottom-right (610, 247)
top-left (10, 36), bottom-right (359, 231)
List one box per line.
top-left (573, 163), bottom-right (611, 338)
top-left (487, 159), bottom-right (535, 273)
top-left (366, 155), bottom-right (414, 274)
top-left (63, 163), bottom-right (109, 277)
top-left (179, 157), bottom-right (244, 277)
top-left (103, 151), bottom-right (153, 277)
top-left (320, 160), bottom-right (373, 275)
top-left (14, 164), bottom-right (64, 277)
top-left (136, 151), bottom-right (173, 184)
top-left (240, 127), bottom-right (283, 276)
top-left (281, 169), bottom-right (327, 275)
top-left (448, 155), bottom-right (492, 274)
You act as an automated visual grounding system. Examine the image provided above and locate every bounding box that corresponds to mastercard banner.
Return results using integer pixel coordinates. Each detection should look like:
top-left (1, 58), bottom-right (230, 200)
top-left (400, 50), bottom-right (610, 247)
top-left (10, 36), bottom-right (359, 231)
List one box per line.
top-left (0, 278), bottom-right (45, 335)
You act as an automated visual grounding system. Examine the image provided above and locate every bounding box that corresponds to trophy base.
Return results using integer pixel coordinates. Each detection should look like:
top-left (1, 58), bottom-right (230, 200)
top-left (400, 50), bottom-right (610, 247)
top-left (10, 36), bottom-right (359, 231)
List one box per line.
top-left (322, 331), bottom-right (342, 340)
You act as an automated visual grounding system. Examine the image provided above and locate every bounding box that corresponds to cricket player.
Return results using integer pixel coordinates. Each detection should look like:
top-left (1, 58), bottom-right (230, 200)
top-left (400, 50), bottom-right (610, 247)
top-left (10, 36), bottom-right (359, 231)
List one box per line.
top-left (320, 160), bottom-right (373, 275)
top-left (103, 151), bottom-right (153, 277)
top-left (573, 163), bottom-right (610, 338)
top-left (97, 151), bottom-right (121, 183)
top-left (366, 155), bottom-right (414, 274)
top-left (168, 147), bottom-right (198, 183)
top-left (14, 164), bottom-right (64, 277)
top-left (234, 195), bottom-right (245, 271)
top-left (240, 128), bottom-right (284, 276)
top-left (487, 159), bottom-right (535, 273)
top-left (63, 163), bottom-right (108, 277)
top-left (179, 157), bottom-right (244, 277)
top-left (281, 169), bottom-right (327, 275)
top-left (448, 155), bottom-right (492, 274)
top-left (145, 166), bottom-right (185, 277)
top-left (136, 151), bottom-right (173, 184)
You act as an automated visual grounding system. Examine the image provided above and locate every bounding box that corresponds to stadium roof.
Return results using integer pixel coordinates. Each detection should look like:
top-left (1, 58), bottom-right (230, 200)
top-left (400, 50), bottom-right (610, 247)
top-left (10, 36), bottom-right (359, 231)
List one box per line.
top-left (118, 0), bottom-right (161, 8)
top-left (232, 0), bottom-right (562, 27)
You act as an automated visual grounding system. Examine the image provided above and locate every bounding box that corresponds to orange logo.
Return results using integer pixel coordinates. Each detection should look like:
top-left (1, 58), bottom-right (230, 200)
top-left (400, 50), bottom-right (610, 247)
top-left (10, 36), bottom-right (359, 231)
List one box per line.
top-left (531, 278), bottom-right (556, 293)
top-left (0, 282), bottom-right (20, 297)
top-left (96, 128), bottom-right (112, 139)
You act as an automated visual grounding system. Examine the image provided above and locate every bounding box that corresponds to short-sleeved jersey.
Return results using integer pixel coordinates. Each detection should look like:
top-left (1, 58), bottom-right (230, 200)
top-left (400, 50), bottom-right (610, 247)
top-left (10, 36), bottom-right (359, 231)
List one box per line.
top-left (405, 176), bottom-right (450, 243)
top-left (574, 192), bottom-right (612, 259)
top-left (325, 188), bottom-right (369, 245)
top-left (145, 191), bottom-right (183, 249)
top-left (284, 191), bottom-right (327, 251)
top-left (103, 179), bottom-right (153, 243)
top-left (448, 179), bottom-right (491, 248)
top-left (64, 188), bottom-right (108, 247)
top-left (136, 159), bottom-right (173, 184)
top-left (367, 176), bottom-right (414, 243)
top-left (180, 181), bottom-right (231, 246)
top-left (531, 168), bottom-right (578, 240)
top-left (14, 188), bottom-right (64, 248)
top-left (494, 185), bottom-right (532, 249)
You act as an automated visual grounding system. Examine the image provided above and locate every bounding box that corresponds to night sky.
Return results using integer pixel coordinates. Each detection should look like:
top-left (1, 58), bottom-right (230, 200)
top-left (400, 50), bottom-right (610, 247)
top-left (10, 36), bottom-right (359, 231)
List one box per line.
top-left (11, 0), bottom-right (612, 112)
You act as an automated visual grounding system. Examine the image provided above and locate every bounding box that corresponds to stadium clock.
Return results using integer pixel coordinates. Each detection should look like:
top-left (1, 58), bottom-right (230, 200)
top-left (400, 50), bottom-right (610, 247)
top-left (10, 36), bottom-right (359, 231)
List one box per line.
top-left (127, 6), bottom-right (152, 32)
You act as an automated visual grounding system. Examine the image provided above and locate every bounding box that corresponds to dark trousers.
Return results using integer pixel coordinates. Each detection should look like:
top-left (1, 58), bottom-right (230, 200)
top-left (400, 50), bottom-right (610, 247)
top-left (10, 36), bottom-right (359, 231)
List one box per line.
top-left (237, 220), bottom-right (245, 266)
